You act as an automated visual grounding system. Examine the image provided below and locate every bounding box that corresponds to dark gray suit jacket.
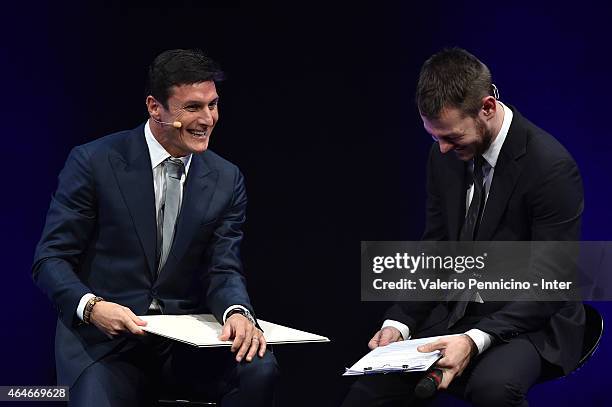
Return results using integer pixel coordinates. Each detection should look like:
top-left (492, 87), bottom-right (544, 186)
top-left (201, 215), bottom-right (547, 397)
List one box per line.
top-left (386, 107), bottom-right (585, 375)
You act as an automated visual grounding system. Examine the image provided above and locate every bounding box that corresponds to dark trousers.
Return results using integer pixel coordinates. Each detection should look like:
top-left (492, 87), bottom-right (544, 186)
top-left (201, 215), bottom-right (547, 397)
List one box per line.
top-left (341, 335), bottom-right (542, 407)
top-left (69, 335), bottom-right (279, 407)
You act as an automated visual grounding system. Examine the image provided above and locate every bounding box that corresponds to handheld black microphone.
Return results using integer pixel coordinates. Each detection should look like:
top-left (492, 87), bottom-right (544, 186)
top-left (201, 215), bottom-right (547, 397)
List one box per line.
top-left (414, 368), bottom-right (443, 399)
top-left (151, 116), bottom-right (182, 129)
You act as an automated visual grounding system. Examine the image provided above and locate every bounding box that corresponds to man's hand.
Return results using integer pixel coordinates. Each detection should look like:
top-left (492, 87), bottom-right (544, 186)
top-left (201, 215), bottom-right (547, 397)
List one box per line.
top-left (368, 326), bottom-right (403, 349)
top-left (219, 313), bottom-right (266, 362)
top-left (89, 301), bottom-right (147, 338)
top-left (417, 335), bottom-right (477, 390)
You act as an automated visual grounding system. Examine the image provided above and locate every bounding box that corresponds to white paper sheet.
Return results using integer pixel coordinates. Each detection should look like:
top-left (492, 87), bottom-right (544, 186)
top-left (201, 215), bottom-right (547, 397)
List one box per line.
top-left (343, 335), bottom-right (459, 376)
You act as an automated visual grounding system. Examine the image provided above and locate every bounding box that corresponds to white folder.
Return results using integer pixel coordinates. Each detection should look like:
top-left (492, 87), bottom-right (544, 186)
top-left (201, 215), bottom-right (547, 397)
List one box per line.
top-left (139, 314), bottom-right (330, 347)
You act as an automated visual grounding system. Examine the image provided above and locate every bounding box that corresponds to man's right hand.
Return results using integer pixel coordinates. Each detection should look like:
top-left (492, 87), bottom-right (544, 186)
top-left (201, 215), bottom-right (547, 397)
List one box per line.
top-left (368, 326), bottom-right (403, 349)
top-left (89, 301), bottom-right (147, 338)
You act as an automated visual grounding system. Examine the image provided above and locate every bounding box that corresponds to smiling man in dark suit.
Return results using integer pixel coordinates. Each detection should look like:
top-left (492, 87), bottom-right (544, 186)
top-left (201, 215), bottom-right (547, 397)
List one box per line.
top-left (33, 49), bottom-right (279, 407)
top-left (343, 48), bottom-right (584, 407)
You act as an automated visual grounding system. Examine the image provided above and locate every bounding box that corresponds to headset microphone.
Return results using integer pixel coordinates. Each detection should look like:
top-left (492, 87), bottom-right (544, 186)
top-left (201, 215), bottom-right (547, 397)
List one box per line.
top-left (151, 116), bottom-right (182, 129)
top-left (491, 83), bottom-right (500, 100)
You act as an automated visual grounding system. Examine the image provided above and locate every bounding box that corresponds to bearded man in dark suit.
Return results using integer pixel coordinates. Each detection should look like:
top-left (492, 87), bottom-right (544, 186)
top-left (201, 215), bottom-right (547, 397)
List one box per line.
top-left (343, 48), bottom-right (584, 407)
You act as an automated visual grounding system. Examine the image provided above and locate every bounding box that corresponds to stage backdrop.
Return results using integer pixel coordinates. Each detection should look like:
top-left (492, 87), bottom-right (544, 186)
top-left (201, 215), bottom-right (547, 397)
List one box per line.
top-left (2, 2), bottom-right (610, 406)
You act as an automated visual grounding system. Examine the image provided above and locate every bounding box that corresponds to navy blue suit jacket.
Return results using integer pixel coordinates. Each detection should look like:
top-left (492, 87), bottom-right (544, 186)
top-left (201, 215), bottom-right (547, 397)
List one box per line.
top-left (33, 124), bottom-right (253, 387)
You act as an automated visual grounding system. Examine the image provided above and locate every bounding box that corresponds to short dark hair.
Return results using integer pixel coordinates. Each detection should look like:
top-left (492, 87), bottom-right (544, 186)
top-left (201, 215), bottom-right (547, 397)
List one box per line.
top-left (416, 48), bottom-right (492, 119)
top-left (146, 49), bottom-right (224, 108)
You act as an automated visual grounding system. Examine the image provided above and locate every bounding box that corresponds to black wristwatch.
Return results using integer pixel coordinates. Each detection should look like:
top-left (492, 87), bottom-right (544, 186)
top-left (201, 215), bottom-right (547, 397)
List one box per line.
top-left (226, 308), bottom-right (255, 325)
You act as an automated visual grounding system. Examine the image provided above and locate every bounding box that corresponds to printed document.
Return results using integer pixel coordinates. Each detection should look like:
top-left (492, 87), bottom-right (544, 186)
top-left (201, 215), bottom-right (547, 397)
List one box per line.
top-left (343, 335), bottom-right (459, 376)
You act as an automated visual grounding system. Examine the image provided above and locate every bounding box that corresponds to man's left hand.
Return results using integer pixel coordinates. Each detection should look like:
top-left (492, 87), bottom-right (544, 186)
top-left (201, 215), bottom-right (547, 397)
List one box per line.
top-left (417, 335), bottom-right (477, 390)
top-left (219, 313), bottom-right (266, 362)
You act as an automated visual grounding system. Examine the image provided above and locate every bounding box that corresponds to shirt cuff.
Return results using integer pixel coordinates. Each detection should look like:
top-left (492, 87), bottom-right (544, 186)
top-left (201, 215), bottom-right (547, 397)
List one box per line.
top-left (76, 293), bottom-right (96, 321)
top-left (382, 319), bottom-right (410, 341)
top-left (464, 329), bottom-right (493, 355)
top-left (222, 304), bottom-right (250, 323)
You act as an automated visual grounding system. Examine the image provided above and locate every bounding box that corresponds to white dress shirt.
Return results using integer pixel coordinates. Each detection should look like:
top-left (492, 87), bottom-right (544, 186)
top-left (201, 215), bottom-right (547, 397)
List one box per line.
top-left (382, 102), bottom-right (514, 354)
top-left (77, 121), bottom-right (247, 322)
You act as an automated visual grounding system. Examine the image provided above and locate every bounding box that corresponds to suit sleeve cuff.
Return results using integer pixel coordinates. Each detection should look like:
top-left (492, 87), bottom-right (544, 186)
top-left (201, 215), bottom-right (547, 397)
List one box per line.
top-left (222, 304), bottom-right (250, 323)
top-left (464, 329), bottom-right (493, 354)
top-left (76, 293), bottom-right (95, 321)
top-left (382, 319), bottom-right (410, 340)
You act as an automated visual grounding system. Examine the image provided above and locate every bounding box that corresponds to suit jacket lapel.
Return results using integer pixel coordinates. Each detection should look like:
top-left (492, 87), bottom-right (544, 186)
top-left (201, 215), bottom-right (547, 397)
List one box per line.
top-left (109, 125), bottom-right (158, 278)
top-left (477, 108), bottom-right (527, 240)
top-left (167, 153), bottom-right (218, 267)
top-left (445, 157), bottom-right (468, 240)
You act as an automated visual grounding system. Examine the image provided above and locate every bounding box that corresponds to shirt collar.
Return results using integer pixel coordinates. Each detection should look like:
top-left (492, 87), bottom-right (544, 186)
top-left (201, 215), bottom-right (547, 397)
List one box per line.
top-left (144, 120), bottom-right (192, 174)
top-left (481, 101), bottom-right (513, 169)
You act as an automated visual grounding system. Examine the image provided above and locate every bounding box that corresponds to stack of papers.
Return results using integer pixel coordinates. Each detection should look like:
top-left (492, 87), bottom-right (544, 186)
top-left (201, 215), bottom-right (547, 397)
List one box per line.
top-left (139, 314), bottom-right (330, 347)
top-left (344, 335), bottom-right (459, 376)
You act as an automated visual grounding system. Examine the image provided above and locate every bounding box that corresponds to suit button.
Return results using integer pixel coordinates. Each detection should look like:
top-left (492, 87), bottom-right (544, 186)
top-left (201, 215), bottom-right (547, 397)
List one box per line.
top-left (151, 289), bottom-right (158, 296)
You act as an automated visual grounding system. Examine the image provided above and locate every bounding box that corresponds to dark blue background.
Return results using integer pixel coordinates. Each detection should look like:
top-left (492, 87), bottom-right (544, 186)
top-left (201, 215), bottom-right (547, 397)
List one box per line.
top-left (2, 2), bottom-right (610, 405)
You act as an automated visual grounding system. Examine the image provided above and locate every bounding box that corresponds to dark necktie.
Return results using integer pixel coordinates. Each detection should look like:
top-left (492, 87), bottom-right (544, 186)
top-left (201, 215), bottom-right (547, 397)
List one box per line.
top-left (448, 155), bottom-right (486, 328)
top-left (158, 157), bottom-right (185, 273)
top-left (460, 155), bottom-right (486, 241)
